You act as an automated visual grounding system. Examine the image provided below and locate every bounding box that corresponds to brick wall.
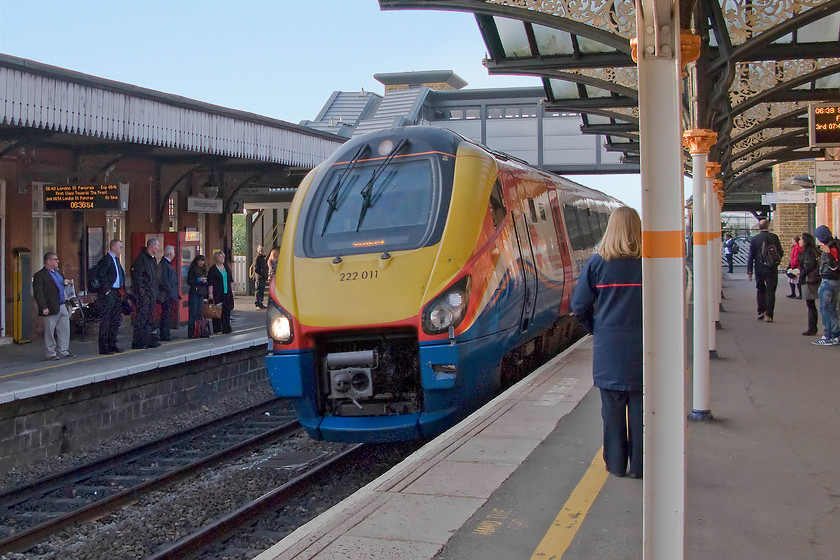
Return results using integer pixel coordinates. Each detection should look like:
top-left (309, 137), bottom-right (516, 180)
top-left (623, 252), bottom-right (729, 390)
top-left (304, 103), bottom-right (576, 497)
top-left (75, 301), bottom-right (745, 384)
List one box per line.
top-left (773, 161), bottom-right (815, 263)
top-left (0, 346), bottom-right (271, 472)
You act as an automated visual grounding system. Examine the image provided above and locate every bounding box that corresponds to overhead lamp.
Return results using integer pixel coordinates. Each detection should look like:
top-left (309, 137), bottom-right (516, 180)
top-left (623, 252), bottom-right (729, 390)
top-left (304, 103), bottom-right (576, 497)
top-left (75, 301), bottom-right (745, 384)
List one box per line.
top-left (203, 175), bottom-right (219, 199)
top-left (787, 175), bottom-right (814, 190)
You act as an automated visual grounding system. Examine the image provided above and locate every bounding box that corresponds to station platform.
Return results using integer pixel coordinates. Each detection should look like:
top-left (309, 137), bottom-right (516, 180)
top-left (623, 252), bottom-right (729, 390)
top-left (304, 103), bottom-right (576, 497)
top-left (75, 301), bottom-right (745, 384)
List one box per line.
top-left (0, 296), bottom-right (269, 403)
top-left (256, 272), bottom-right (840, 560)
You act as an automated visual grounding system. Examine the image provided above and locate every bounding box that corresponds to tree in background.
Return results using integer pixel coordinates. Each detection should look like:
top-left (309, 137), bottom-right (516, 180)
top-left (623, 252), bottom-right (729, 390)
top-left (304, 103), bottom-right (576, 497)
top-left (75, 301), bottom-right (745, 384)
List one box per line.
top-left (232, 214), bottom-right (247, 256)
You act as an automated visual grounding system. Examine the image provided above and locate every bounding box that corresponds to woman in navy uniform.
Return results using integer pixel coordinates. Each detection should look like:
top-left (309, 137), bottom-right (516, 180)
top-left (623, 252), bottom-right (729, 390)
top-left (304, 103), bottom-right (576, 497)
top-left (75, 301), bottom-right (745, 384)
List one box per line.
top-left (571, 206), bottom-right (643, 479)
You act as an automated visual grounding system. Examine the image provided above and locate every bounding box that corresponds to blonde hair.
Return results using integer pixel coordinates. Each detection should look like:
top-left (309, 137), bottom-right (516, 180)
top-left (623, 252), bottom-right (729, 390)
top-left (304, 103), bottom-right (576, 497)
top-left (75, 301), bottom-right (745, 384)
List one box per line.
top-left (598, 206), bottom-right (642, 261)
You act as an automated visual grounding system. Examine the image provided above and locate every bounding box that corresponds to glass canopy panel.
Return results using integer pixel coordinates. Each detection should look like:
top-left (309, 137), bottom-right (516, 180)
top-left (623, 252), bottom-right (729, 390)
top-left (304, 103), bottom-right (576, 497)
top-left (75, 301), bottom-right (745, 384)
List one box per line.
top-left (815, 74), bottom-right (840, 89)
top-left (796, 14), bottom-right (840, 42)
top-left (532, 24), bottom-right (574, 56)
top-left (584, 85), bottom-right (612, 98)
top-left (576, 35), bottom-right (614, 54)
top-left (771, 33), bottom-right (794, 44)
top-left (587, 115), bottom-right (612, 125)
top-left (549, 79), bottom-right (580, 100)
top-left (494, 16), bottom-right (532, 58)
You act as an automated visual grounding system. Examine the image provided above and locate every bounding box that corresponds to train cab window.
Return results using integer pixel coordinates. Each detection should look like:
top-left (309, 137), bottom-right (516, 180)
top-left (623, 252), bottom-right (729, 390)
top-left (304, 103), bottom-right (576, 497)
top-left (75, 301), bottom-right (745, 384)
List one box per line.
top-left (489, 180), bottom-right (506, 228)
top-left (527, 198), bottom-right (538, 223)
top-left (303, 155), bottom-right (451, 257)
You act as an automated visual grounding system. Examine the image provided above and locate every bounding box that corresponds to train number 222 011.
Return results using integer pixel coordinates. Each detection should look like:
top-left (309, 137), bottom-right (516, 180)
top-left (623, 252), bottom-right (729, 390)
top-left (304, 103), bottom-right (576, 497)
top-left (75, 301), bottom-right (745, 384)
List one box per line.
top-left (339, 270), bottom-right (379, 282)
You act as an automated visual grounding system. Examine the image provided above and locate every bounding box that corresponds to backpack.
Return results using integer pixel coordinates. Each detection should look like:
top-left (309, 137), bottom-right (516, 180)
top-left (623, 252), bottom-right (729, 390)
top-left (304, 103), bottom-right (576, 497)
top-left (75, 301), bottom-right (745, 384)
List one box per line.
top-left (761, 239), bottom-right (782, 268)
top-left (731, 242), bottom-right (740, 254)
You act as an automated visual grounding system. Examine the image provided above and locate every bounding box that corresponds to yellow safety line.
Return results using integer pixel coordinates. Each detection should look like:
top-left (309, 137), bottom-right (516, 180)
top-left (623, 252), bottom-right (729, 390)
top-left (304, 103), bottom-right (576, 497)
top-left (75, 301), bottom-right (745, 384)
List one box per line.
top-left (530, 448), bottom-right (609, 559)
top-left (0, 325), bottom-right (265, 381)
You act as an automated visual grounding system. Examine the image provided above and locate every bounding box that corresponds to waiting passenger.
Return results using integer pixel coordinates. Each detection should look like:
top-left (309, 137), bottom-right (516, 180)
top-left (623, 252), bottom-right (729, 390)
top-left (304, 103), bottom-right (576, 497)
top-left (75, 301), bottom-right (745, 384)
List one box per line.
top-left (207, 251), bottom-right (235, 334)
top-left (746, 219), bottom-right (784, 323)
top-left (32, 251), bottom-right (75, 360)
top-left (570, 206), bottom-right (643, 479)
top-left (186, 254), bottom-right (209, 338)
top-left (812, 226), bottom-right (840, 346)
top-left (797, 233), bottom-right (820, 337)
top-left (786, 236), bottom-right (802, 299)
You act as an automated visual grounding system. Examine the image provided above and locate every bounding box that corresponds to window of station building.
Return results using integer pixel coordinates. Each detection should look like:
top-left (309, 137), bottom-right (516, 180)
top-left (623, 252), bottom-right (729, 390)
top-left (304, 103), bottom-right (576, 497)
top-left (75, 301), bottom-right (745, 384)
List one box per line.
top-left (167, 196), bottom-right (177, 232)
top-left (487, 105), bottom-right (538, 119)
top-left (31, 183), bottom-right (56, 261)
top-left (544, 111), bottom-right (577, 118)
top-left (430, 106), bottom-right (481, 121)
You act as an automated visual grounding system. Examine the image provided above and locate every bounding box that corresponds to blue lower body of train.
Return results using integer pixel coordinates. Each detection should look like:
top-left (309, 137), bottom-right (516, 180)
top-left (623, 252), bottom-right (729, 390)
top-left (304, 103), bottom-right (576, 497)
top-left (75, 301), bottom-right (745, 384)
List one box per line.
top-left (266, 330), bottom-right (513, 442)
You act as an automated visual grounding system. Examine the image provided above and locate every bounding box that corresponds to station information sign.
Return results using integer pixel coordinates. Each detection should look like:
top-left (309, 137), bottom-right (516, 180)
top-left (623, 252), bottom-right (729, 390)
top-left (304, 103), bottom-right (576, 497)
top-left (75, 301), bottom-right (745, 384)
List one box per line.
top-left (809, 102), bottom-right (840, 148)
top-left (44, 184), bottom-right (120, 211)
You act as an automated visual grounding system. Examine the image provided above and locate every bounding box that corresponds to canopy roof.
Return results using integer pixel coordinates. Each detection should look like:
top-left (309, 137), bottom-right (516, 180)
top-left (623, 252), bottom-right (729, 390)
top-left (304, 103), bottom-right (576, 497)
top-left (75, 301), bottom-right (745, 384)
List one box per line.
top-left (381, 0), bottom-right (840, 199)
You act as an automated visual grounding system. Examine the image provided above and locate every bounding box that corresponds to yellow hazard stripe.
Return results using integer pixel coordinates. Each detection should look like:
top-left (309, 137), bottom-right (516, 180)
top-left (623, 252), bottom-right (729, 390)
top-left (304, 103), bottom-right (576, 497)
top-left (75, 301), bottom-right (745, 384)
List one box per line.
top-left (530, 448), bottom-right (609, 559)
top-left (643, 230), bottom-right (685, 258)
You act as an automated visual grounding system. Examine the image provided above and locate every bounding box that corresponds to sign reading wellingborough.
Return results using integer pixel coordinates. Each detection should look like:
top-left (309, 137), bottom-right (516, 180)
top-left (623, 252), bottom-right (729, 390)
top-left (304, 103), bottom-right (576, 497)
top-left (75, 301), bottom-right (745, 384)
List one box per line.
top-left (44, 184), bottom-right (121, 211)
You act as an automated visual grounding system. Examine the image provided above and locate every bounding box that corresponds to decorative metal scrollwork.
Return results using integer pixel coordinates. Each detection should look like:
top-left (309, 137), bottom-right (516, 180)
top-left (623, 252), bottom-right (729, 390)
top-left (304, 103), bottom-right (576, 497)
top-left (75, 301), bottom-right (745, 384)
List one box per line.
top-left (729, 58), bottom-right (840, 105)
top-left (723, 0), bottom-right (829, 45)
top-left (569, 67), bottom-right (638, 89)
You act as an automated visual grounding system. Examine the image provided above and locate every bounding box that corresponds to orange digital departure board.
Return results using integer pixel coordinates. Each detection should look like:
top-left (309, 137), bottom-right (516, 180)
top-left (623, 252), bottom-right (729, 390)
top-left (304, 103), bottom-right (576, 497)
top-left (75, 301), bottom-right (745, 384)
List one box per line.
top-left (809, 102), bottom-right (840, 148)
top-left (44, 184), bottom-right (120, 211)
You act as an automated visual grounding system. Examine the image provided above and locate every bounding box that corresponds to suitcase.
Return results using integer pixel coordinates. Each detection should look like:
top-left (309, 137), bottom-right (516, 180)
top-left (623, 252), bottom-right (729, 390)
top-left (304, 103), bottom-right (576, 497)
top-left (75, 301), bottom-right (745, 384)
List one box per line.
top-left (193, 318), bottom-right (211, 338)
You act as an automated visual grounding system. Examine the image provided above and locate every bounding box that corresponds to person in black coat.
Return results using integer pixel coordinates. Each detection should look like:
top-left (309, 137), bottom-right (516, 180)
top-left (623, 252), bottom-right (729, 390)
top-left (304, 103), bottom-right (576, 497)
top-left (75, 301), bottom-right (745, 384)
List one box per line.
top-left (252, 244), bottom-right (268, 309)
top-left (207, 251), bottom-right (235, 334)
top-left (746, 219), bottom-right (784, 322)
top-left (131, 238), bottom-right (161, 349)
top-left (92, 239), bottom-right (126, 355)
top-left (571, 206), bottom-right (643, 479)
top-left (158, 245), bottom-right (180, 341)
top-left (797, 233), bottom-right (820, 336)
top-left (32, 251), bottom-right (74, 360)
top-left (186, 255), bottom-right (210, 337)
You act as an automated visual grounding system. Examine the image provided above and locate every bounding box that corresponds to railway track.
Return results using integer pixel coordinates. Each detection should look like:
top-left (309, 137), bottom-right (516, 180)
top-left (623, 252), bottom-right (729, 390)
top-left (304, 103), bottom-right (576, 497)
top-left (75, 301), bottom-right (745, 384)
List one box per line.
top-left (0, 398), bottom-right (298, 554)
top-left (148, 443), bottom-right (367, 560)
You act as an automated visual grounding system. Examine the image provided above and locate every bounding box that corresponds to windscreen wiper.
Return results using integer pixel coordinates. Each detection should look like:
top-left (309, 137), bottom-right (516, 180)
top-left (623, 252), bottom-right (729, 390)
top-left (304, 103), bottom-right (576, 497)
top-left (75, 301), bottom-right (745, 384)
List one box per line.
top-left (356, 139), bottom-right (409, 231)
top-left (321, 143), bottom-right (369, 236)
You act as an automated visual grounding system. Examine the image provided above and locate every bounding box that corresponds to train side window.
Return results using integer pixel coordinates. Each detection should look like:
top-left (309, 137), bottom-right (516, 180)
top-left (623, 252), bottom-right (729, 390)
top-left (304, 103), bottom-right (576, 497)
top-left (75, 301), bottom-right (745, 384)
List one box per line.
top-left (489, 180), bottom-right (506, 228)
top-left (563, 205), bottom-right (582, 250)
top-left (588, 210), bottom-right (602, 241)
top-left (538, 203), bottom-right (547, 221)
top-left (527, 198), bottom-right (538, 223)
top-left (599, 212), bottom-right (609, 232)
top-left (580, 208), bottom-right (594, 246)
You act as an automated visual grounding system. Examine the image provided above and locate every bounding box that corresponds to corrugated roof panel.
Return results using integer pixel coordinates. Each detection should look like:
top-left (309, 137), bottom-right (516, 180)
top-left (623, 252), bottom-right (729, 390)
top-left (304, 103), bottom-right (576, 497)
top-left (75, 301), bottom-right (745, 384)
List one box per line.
top-left (0, 58), bottom-right (343, 167)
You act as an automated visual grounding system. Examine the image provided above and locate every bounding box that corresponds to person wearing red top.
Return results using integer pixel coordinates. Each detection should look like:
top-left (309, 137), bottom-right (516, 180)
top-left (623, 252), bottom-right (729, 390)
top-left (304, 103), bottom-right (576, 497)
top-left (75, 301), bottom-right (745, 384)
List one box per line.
top-left (786, 236), bottom-right (802, 299)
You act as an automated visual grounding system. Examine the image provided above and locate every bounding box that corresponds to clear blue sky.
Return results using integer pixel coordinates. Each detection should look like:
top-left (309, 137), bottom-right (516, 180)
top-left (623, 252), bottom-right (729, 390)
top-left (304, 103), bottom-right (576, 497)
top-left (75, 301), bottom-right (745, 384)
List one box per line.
top-left (0, 0), bottom-right (642, 209)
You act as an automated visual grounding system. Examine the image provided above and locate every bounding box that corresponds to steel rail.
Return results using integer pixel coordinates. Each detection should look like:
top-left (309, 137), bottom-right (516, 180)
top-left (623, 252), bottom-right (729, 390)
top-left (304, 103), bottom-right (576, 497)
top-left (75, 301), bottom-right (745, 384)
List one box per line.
top-left (0, 416), bottom-right (300, 554)
top-left (148, 444), bottom-right (366, 560)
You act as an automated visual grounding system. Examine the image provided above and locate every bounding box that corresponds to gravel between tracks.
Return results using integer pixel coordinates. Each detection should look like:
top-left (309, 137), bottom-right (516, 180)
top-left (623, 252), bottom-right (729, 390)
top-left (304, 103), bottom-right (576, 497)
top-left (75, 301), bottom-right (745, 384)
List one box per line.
top-left (0, 387), bottom-right (278, 493)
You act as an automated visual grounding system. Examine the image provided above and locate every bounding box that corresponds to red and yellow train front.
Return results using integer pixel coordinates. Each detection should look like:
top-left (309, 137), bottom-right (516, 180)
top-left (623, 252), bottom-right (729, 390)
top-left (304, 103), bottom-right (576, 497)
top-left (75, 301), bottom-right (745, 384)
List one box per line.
top-left (265, 127), bottom-right (522, 442)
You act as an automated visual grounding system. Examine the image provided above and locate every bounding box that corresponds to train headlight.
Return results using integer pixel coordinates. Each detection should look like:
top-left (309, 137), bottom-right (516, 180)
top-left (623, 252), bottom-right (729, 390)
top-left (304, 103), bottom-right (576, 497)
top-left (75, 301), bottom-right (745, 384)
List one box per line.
top-left (267, 302), bottom-right (294, 344)
top-left (422, 276), bottom-right (471, 335)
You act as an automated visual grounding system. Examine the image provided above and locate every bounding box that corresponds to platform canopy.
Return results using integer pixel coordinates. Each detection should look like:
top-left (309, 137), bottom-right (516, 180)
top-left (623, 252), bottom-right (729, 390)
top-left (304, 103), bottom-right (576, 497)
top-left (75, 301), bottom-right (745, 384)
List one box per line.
top-left (381, 0), bottom-right (840, 205)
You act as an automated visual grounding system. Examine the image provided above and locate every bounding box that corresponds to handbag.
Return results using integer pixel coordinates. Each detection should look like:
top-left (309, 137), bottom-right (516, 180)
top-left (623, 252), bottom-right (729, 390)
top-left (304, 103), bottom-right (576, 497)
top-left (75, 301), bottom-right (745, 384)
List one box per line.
top-left (203, 302), bottom-right (223, 320)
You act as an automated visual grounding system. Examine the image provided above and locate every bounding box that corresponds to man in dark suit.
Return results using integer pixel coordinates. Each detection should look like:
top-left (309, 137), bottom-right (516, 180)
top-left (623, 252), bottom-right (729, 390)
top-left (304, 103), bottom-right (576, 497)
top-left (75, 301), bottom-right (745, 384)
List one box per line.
top-left (131, 238), bottom-right (161, 349)
top-left (158, 245), bottom-right (180, 341)
top-left (93, 239), bottom-right (126, 355)
top-left (32, 252), bottom-right (75, 360)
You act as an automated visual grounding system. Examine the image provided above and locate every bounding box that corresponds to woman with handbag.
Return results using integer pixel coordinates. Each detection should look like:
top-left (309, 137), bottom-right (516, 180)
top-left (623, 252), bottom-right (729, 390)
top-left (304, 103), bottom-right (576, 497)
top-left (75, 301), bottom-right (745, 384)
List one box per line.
top-left (797, 233), bottom-right (820, 336)
top-left (187, 255), bottom-right (209, 338)
top-left (206, 251), bottom-right (235, 334)
top-left (786, 236), bottom-right (802, 299)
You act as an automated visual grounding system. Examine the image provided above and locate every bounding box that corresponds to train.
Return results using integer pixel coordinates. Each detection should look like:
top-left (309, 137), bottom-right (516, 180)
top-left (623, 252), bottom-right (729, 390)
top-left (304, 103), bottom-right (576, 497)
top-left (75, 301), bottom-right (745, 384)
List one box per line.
top-left (264, 126), bottom-right (621, 442)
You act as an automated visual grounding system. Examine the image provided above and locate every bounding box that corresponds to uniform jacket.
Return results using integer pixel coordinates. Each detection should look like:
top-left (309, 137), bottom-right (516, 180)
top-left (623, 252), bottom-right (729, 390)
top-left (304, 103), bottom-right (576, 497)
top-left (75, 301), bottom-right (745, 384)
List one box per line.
top-left (207, 263), bottom-right (235, 308)
top-left (158, 257), bottom-right (180, 302)
top-left (131, 249), bottom-right (159, 299)
top-left (746, 230), bottom-right (784, 275)
top-left (33, 267), bottom-right (64, 316)
top-left (570, 254), bottom-right (643, 392)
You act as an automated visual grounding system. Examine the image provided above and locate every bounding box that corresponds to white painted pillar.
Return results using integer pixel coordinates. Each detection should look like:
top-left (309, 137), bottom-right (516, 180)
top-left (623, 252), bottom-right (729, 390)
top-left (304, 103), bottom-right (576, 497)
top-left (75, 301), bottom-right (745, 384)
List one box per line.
top-left (685, 131), bottom-right (716, 421)
top-left (706, 174), bottom-right (718, 357)
top-left (634, 1), bottom-right (688, 557)
top-left (713, 183), bottom-right (723, 325)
